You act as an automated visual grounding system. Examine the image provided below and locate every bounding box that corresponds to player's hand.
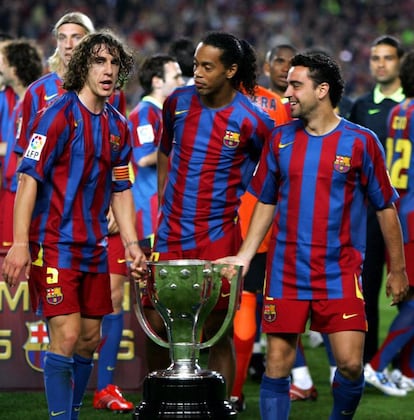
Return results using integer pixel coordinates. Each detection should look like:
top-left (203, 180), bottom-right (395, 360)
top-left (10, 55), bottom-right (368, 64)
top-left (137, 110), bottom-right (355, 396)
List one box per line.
top-left (125, 242), bottom-right (147, 279)
top-left (385, 269), bottom-right (409, 306)
top-left (213, 255), bottom-right (250, 278)
top-left (1, 243), bottom-right (31, 287)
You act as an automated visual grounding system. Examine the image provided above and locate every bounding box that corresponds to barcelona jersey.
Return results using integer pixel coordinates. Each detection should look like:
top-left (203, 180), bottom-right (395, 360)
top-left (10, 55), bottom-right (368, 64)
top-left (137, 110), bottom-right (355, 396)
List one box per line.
top-left (250, 118), bottom-right (398, 300)
top-left (18, 91), bottom-right (132, 272)
top-left (128, 96), bottom-right (161, 240)
top-left (386, 99), bottom-right (414, 243)
top-left (156, 85), bottom-right (274, 252)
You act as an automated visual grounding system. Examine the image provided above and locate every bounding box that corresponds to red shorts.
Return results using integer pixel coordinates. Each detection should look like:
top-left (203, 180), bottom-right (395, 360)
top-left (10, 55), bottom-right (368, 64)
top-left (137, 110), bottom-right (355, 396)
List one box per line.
top-left (145, 227), bottom-right (242, 310)
top-left (262, 297), bottom-right (367, 334)
top-left (107, 233), bottom-right (127, 276)
top-left (0, 189), bottom-right (14, 247)
top-left (29, 265), bottom-right (113, 318)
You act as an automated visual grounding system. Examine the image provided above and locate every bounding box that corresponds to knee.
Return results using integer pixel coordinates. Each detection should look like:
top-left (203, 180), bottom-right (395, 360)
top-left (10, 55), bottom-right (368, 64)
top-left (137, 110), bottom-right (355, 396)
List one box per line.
top-left (336, 360), bottom-right (363, 381)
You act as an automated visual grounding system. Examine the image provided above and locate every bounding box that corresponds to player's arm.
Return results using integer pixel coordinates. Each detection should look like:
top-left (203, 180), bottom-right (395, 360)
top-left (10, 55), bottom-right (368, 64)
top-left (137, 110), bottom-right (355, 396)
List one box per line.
top-left (157, 149), bottom-right (169, 205)
top-left (376, 203), bottom-right (409, 305)
top-left (1, 173), bottom-right (37, 286)
top-left (111, 188), bottom-right (146, 274)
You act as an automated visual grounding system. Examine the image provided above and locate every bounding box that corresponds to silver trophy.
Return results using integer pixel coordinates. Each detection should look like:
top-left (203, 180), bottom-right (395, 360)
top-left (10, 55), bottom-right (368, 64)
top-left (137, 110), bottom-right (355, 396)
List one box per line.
top-left (134, 259), bottom-right (243, 419)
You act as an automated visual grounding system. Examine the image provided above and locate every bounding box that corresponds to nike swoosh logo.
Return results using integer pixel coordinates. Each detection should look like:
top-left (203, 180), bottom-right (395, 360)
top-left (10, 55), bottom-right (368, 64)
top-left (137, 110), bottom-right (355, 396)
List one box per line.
top-left (117, 258), bottom-right (126, 263)
top-left (221, 292), bottom-right (231, 298)
top-left (278, 141), bottom-right (295, 149)
top-left (342, 313), bottom-right (358, 320)
top-left (341, 410), bottom-right (355, 416)
top-left (50, 410), bottom-right (66, 417)
top-left (368, 109), bottom-right (380, 115)
top-left (106, 366), bottom-right (115, 371)
top-left (175, 110), bottom-right (188, 115)
top-left (44, 93), bottom-right (58, 101)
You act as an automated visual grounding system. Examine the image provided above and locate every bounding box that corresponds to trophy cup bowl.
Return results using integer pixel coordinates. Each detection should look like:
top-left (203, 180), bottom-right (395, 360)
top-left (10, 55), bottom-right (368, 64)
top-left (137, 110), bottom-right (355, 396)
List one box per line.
top-left (133, 259), bottom-right (243, 419)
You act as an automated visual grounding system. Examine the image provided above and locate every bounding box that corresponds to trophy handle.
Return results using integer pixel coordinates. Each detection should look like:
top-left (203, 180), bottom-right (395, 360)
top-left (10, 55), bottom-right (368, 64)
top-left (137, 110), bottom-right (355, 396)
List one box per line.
top-left (198, 263), bottom-right (243, 350)
top-left (133, 268), bottom-right (170, 349)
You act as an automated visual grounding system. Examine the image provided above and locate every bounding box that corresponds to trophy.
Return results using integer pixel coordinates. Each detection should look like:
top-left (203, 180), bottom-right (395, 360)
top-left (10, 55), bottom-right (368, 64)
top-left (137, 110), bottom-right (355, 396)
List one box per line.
top-left (133, 259), bottom-right (243, 419)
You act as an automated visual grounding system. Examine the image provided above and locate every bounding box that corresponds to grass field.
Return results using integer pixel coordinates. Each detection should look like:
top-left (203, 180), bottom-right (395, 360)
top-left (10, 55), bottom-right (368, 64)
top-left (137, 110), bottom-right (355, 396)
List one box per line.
top-left (1, 281), bottom-right (412, 419)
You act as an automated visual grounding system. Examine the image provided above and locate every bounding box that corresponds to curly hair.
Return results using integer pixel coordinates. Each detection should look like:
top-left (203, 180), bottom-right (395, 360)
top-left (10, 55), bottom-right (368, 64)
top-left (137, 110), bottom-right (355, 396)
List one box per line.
top-left (200, 31), bottom-right (258, 97)
top-left (63, 31), bottom-right (134, 92)
top-left (1, 39), bottom-right (43, 87)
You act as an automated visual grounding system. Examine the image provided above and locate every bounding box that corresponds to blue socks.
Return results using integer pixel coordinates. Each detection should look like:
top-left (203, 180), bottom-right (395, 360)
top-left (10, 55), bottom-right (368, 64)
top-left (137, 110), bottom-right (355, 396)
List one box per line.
top-left (260, 374), bottom-right (291, 420)
top-left (43, 352), bottom-right (74, 419)
top-left (330, 369), bottom-right (364, 419)
top-left (97, 311), bottom-right (123, 390)
top-left (71, 353), bottom-right (94, 419)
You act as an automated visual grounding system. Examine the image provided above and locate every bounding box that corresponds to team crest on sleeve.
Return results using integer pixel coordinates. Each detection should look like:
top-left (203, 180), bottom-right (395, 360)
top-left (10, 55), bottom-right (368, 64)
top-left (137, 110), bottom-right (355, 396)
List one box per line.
top-left (24, 133), bottom-right (46, 161)
top-left (263, 303), bottom-right (277, 323)
top-left (110, 134), bottom-right (121, 151)
top-left (223, 130), bottom-right (240, 148)
top-left (333, 155), bottom-right (351, 173)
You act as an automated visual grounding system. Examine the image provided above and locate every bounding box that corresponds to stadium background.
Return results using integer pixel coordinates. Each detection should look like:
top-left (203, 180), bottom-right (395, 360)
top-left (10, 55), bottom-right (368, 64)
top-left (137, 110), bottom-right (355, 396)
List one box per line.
top-left (1, 0), bottom-right (413, 108)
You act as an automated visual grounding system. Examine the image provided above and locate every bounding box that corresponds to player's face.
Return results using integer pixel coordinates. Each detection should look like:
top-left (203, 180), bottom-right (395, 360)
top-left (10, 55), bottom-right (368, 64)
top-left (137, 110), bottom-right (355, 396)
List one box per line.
top-left (83, 45), bottom-right (120, 100)
top-left (285, 65), bottom-right (320, 119)
top-left (56, 23), bottom-right (89, 69)
top-left (160, 61), bottom-right (184, 99)
top-left (0, 53), bottom-right (15, 86)
top-left (266, 47), bottom-right (295, 94)
top-left (369, 44), bottom-right (401, 84)
top-left (193, 43), bottom-right (237, 98)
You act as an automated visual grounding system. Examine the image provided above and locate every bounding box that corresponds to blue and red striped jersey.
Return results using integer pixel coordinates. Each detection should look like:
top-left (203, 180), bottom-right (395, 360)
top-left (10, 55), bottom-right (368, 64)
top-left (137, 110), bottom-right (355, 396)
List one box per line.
top-left (128, 96), bottom-right (161, 240)
top-left (18, 91), bottom-right (132, 272)
top-left (156, 85), bottom-right (274, 252)
top-left (2, 100), bottom-right (23, 192)
top-left (386, 99), bottom-right (414, 243)
top-left (250, 118), bottom-right (398, 300)
top-left (15, 72), bottom-right (64, 154)
top-left (0, 86), bottom-right (18, 171)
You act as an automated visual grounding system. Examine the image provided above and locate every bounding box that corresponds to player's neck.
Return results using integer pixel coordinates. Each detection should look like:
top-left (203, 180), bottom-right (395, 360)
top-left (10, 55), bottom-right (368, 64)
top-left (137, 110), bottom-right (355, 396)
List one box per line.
top-left (77, 89), bottom-right (106, 114)
top-left (304, 109), bottom-right (341, 136)
top-left (378, 78), bottom-right (401, 96)
top-left (200, 86), bottom-right (236, 109)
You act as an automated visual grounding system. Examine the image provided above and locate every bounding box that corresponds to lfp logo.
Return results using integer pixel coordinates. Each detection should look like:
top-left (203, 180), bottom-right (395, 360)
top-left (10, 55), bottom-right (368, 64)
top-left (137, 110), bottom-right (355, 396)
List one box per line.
top-left (24, 133), bottom-right (46, 161)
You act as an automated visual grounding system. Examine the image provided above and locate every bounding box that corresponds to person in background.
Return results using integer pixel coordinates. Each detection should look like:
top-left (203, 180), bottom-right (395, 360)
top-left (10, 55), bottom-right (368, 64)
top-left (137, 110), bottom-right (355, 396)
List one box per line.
top-left (0, 33), bottom-right (17, 247)
top-left (364, 49), bottom-right (414, 396)
top-left (168, 36), bottom-right (195, 85)
top-left (349, 35), bottom-right (405, 379)
top-left (145, 31), bottom-right (274, 401)
top-left (230, 77), bottom-right (289, 412)
top-left (1, 31), bottom-right (146, 420)
top-left (128, 53), bottom-right (184, 246)
top-left (218, 51), bottom-right (408, 420)
top-left (0, 39), bottom-right (43, 254)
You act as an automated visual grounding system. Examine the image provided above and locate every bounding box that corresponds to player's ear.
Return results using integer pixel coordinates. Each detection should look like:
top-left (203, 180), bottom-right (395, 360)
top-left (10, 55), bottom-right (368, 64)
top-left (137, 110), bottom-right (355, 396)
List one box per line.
top-left (226, 63), bottom-right (238, 80)
top-left (317, 82), bottom-right (330, 100)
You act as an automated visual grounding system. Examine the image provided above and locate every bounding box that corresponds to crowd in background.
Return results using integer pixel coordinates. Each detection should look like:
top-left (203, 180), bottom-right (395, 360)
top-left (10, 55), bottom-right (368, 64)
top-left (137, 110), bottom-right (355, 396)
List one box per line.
top-left (1, 0), bottom-right (414, 107)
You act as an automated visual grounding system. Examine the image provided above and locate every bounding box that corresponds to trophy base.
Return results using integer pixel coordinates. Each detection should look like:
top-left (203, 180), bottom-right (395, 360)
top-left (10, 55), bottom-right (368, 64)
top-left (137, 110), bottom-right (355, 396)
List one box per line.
top-left (134, 370), bottom-right (237, 419)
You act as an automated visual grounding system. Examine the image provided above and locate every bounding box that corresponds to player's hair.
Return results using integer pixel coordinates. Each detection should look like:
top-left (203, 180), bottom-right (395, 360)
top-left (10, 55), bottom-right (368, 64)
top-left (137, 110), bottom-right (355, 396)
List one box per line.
top-left (1, 39), bottom-right (43, 87)
top-left (168, 37), bottom-right (195, 79)
top-left (139, 53), bottom-right (177, 96)
top-left (371, 35), bottom-right (405, 58)
top-left (291, 52), bottom-right (344, 108)
top-left (63, 30), bottom-right (134, 91)
top-left (399, 50), bottom-right (414, 97)
top-left (200, 31), bottom-right (258, 96)
top-left (48, 12), bottom-right (95, 73)
top-left (265, 44), bottom-right (297, 63)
